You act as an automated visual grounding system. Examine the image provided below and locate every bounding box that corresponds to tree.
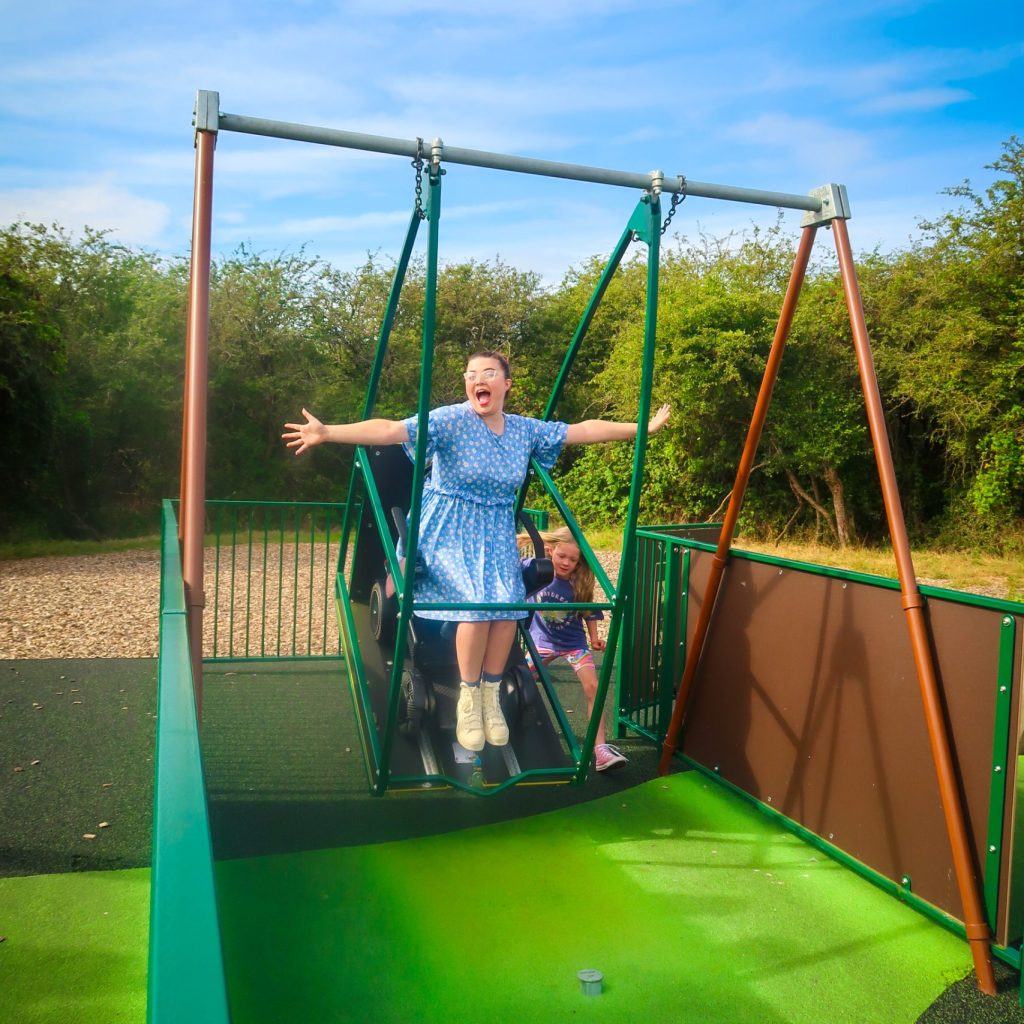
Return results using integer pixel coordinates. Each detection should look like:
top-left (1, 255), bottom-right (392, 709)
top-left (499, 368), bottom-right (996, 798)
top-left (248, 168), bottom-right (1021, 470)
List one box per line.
top-left (206, 246), bottom-right (345, 502)
top-left (556, 230), bottom-right (794, 526)
top-left (768, 271), bottom-right (873, 546)
top-left (865, 137), bottom-right (1024, 542)
top-left (0, 223), bottom-right (187, 537)
top-left (0, 247), bottom-right (65, 535)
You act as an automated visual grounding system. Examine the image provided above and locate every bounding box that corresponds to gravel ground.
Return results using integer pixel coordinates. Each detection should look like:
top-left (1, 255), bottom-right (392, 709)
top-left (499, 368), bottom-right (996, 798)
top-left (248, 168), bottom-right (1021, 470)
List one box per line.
top-left (0, 548), bottom-right (622, 660)
top-left (1, 550), bottom-right (161, 660)
top-left (3, 543), bottom-right (1010, 662)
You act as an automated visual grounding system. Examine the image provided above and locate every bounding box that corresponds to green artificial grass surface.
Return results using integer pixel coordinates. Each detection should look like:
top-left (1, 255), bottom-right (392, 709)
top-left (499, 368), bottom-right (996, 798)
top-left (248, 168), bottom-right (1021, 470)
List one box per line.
top-left (4, 658), bottom-right (1024, 1023)
top-left (214, 773), bottom-right (972, 1024)
top-left (0, 659), bottom-right (155, 1024)
top-left (0, 867), bottom-right (149, 1024)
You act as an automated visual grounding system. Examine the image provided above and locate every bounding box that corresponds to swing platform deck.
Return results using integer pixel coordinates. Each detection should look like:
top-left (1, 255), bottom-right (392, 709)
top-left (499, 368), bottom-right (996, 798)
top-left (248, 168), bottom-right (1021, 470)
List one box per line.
top-left (341, 579), bottom-right (575, 793)
top-left (338, 443), bottom-right (586, 794)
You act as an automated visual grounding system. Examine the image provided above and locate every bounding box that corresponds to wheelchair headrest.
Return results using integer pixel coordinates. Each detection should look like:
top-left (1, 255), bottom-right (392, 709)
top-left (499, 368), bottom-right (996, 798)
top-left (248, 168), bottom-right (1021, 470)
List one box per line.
top-left (522, 556), bottom-right (554, 598)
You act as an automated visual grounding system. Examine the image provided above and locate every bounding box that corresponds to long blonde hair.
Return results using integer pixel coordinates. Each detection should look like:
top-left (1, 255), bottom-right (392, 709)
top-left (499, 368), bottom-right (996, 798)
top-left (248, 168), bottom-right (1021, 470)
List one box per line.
top-left (540, 527), bottom-right (595, 604)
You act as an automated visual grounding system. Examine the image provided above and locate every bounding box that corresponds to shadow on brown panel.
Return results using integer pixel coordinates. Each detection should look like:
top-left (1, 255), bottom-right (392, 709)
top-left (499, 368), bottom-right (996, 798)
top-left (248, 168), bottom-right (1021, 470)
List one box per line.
top-left (680, 551), bottom-right (1008, 934)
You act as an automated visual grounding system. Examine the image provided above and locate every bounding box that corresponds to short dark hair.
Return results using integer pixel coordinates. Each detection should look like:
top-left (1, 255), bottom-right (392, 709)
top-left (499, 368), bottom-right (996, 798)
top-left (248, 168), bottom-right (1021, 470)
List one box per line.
top-left (468, 350), bottom-right (510, 378)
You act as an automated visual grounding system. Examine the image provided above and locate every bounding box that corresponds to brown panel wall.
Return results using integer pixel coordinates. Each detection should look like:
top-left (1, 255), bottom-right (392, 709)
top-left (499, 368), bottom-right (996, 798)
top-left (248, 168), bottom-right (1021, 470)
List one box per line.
top-left (678, 550), bottom-right (1022, 940)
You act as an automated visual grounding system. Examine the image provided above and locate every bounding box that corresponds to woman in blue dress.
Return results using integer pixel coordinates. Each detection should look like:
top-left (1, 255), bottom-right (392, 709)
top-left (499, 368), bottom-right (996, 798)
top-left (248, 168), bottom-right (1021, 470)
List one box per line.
top-left (284, 351), bottom-right (670, 753)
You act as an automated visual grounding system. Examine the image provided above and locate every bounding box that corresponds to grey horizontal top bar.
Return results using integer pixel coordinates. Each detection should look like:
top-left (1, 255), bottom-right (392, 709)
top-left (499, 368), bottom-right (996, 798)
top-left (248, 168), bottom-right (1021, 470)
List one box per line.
top-left (217, 110), bottom-right (822, 214)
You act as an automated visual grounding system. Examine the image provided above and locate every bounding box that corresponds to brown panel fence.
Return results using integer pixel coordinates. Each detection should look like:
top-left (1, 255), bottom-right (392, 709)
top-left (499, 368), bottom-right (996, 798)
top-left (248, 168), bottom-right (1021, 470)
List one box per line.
top-left (619, 527), bottom-right (1024, 951)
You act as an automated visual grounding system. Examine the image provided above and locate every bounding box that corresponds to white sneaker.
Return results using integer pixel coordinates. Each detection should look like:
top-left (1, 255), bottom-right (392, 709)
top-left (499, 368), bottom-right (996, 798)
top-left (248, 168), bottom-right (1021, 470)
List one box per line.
top-left (456, 684), bottom-right (485, 751)
top-left (481, 680), bottom-right (510, 746)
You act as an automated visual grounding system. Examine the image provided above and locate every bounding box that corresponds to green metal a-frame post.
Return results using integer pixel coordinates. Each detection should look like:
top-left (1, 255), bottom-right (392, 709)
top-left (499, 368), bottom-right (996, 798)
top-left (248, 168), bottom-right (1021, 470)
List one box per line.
top-left (524, 193), bottom-right (662, 780)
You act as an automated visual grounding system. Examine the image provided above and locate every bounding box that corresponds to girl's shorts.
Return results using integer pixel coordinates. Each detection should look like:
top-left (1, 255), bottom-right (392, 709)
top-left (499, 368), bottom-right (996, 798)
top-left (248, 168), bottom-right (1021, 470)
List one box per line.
top-left (526, 645), bottom-right (595, 674)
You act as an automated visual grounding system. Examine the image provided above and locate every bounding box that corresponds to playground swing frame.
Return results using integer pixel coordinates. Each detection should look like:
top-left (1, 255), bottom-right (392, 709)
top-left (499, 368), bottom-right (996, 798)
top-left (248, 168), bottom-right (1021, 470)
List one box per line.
top-left (178, 88), bottom-right (996, 993)
top-left (334, 161), bottom-right (663, 796)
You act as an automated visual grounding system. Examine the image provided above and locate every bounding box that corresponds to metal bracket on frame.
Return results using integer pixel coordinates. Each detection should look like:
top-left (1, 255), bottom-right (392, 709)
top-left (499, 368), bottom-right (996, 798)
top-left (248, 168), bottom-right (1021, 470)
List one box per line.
top-left (429, 137), bottom-right (444, 180)
top-left (628, 192), bottom-right (658, 245)
top-left (193, 90), bottom-right (221, 136)
top-left (801, 183), bottom-right (851, 228)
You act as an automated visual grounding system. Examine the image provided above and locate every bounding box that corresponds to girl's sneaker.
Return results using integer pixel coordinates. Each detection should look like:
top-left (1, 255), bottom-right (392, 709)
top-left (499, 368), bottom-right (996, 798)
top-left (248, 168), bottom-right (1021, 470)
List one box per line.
top-left (595, 744), bottom-right (627, 772)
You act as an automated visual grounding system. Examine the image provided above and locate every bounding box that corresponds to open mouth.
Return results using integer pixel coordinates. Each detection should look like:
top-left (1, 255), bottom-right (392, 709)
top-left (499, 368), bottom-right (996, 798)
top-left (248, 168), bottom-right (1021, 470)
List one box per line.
top-left (474, 386), bottom-right (492, 408)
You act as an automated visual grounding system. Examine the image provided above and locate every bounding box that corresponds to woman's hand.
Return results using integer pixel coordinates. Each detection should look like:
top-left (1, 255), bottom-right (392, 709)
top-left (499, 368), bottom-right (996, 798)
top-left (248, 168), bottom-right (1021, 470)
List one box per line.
top-left (648, 403), bottom-right (671, 434)
top-left (282, 409), bottom-right (327, 456)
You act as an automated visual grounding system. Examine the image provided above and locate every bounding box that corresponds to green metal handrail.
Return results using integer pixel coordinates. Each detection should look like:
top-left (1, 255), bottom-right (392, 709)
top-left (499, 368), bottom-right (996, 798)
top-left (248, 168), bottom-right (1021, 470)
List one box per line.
top-left (378, 168), bottom-right (443, 793)
top-left (149, 500), bottom-right (230, 1023)
top-left (573, 194), bottom-right (661, 781)
top-left (542, 222), bottom-right (635, 421)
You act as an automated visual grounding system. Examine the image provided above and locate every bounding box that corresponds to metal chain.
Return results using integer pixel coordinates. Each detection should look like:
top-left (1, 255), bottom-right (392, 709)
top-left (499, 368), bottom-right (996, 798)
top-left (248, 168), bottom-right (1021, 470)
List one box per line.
top-left (412, 138), bottom-right (426, 220)
top-left (661, 176), bottom-right (687, 236)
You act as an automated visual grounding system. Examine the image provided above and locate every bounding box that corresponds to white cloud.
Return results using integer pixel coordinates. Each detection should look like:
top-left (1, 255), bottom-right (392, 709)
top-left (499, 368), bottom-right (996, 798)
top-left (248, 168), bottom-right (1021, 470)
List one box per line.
top-left (216, 207), bottom-right (415, 241)
top-left (723, 114), bottom-right (874, 184)
top-left (857, 86), bottom-right (974, 114)
top-left (0, 0), bottom-right (1018, 279)
top-left (0, 179), bottom-right (170, 246)
top-left (213, 144), bottom-right (384, 195)
top-left (339, 0), bottom-right (680, 20)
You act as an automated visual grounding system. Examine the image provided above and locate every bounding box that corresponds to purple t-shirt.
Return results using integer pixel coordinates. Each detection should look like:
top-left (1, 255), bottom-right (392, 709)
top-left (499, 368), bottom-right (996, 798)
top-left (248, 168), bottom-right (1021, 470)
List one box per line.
top-left (528, 574), bottom-right (603, 652)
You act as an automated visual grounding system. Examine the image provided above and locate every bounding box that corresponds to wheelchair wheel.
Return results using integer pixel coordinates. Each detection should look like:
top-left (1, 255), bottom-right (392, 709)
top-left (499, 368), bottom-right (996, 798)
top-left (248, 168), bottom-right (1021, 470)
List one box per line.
top-left (511, 661), bottom-right (538, 713)
top-left (369, 580), bottom-right (397, 647)
top-left (398, 668), bottom-right (432, 737)
top-left (501, 662), bottom-right (538, 728)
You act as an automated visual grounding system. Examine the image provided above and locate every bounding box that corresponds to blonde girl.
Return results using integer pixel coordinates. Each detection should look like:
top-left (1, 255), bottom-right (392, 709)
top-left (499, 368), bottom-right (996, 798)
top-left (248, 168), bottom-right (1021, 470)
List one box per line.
top-left (526, 527), bottom-right (626, 771)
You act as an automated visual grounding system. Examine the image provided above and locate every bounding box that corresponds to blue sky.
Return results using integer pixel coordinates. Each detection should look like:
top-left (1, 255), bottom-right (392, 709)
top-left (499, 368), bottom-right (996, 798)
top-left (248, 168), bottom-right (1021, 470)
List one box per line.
top-left (2, 0), bottom-right (1021, 282)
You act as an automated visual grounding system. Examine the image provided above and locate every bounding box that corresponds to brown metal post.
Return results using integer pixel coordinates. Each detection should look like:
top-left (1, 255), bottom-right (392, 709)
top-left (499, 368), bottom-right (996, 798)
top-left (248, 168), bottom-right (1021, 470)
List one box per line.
top-left (182, 127), bottom-right (216, 719)
top-left (658, 225), bottom-right (817, 774)
top-left (178, 159), bottom-right (201, 545)
top-left (832, 217), bottom-right (996, 994)
top-left (179, 353), bottom-right (191, 545)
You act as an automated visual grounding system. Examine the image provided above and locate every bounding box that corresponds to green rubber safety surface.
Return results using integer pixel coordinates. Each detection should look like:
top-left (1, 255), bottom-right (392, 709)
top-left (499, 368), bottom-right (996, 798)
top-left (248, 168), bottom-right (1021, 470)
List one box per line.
top-left (0, 867), bottom-right (149, 1024)
top-left (214, 772), bottom-right (972, 1024)
top-left (4, 658), bottom-right (1024, 1023)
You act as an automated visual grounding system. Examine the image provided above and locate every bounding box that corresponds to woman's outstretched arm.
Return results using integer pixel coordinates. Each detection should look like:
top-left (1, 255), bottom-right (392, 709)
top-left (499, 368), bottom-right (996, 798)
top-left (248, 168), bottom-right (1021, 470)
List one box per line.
top-left (283, 408), bottom-right (410, 456)
top-left (564, 403), bottom-right (671, 445)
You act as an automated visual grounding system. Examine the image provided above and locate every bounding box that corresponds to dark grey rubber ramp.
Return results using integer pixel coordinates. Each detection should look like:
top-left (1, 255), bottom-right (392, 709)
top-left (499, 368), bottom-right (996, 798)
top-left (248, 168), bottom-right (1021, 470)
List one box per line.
top-left (0, 659), bottom-right (156, 877)
top-left (917, 961), bottom-right (1024, 1023)
top-left (200, 658), bottom-right (668, 861)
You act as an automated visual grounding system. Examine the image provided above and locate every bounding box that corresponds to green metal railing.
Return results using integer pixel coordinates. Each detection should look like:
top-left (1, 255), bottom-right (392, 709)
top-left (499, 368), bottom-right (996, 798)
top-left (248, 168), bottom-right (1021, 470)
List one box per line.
top-left (203, 500), bottom-right (346, 661)
top-left (149, 499), bottom-right (230, 1023)
top-left (616, 526), bottom-right (720, 742)
top-left (200, 499), bottom-right (547, 666)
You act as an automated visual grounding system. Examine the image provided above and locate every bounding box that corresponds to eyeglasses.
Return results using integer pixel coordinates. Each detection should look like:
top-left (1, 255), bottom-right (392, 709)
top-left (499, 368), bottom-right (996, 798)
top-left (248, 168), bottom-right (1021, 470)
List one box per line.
top-left (464, 369), bottom-right (503, 382)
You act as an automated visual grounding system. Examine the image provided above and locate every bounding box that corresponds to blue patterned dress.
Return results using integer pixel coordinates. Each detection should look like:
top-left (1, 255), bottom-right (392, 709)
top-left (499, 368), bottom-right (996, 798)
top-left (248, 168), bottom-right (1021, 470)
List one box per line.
top-left (401, 402), bottom-right (568, 621)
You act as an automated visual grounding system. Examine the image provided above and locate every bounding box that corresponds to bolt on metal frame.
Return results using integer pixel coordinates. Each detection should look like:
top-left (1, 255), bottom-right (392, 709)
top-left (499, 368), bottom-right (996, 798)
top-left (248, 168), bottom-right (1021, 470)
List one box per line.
top-left (181, 88), bottom-right (995, 992)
